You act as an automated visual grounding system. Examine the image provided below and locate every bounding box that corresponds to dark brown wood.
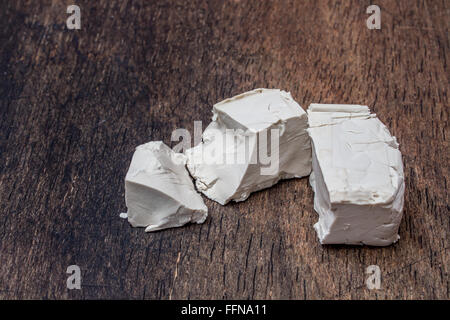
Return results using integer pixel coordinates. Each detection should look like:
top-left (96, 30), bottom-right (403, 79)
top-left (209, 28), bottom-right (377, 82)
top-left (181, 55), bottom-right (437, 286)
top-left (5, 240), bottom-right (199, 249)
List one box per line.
top-left (0, 0), bottom-right (448, 300)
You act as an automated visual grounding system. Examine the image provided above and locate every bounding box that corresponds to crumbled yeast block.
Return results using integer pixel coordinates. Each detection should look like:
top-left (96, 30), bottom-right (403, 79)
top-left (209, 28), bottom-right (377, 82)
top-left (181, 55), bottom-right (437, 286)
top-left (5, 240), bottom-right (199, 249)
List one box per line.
top-left (186, 88), bottom-right (311, 205)
top-left (125, 141), bottom-right (207, 232)
top-left (307, 104), bottom-right (405, 246)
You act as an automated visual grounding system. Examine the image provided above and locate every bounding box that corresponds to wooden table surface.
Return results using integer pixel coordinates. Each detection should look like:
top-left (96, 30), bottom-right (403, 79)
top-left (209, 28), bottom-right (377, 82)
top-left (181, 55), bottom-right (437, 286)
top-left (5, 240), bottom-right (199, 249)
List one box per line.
top-left (0, 0), bottom-right (448, 300)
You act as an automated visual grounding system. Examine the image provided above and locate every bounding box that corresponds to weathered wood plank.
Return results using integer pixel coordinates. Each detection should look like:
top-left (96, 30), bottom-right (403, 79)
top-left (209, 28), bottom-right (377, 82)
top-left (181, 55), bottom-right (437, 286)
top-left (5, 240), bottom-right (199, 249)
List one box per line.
top-left (0, 0), bottom-right (448, 299)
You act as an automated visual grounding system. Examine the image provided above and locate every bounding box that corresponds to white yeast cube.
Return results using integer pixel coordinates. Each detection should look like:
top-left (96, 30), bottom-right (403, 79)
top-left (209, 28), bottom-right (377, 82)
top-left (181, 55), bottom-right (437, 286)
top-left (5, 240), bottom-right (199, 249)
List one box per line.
top-left (125, 141), bottom-right (208, 232)
top-left (186, 89), bottom-right (311, 205)
top-left (307, 104), bottom-right (405, 246)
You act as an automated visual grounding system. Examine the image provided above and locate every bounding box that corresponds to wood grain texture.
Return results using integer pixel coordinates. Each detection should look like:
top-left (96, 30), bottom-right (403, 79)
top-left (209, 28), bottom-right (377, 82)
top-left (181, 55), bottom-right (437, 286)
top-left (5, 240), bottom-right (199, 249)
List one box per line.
top-left (0, 0), bottom-right (448, 299)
